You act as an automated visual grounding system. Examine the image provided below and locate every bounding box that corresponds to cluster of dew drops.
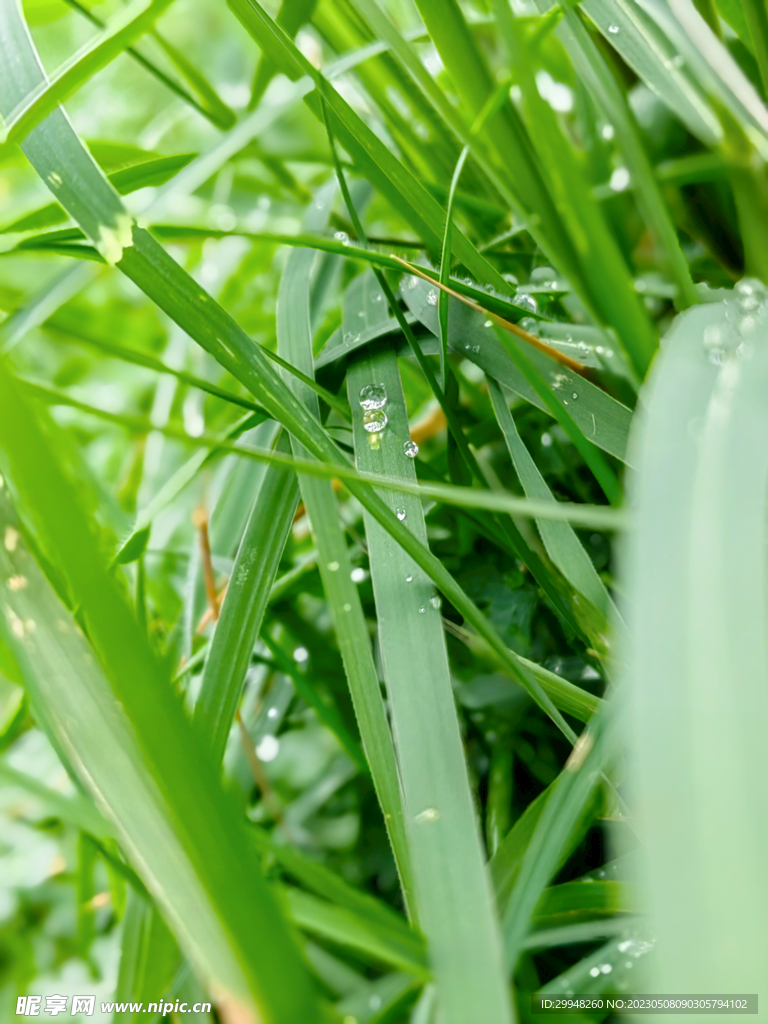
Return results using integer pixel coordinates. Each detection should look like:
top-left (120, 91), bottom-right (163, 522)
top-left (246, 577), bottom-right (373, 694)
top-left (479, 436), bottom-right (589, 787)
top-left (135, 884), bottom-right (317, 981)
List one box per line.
top-left (358, 383), bottom-right (420, 466)
top-left (703, 277), bottom-right (768, 365)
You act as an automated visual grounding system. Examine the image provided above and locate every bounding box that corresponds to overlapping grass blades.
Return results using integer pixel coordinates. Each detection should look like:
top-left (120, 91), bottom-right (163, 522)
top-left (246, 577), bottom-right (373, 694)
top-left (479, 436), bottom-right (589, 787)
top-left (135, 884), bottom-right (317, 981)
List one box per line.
top-left (276, 190), bottom-right (415, 909)
top-left (0, 370), bottom-right (318, 1023)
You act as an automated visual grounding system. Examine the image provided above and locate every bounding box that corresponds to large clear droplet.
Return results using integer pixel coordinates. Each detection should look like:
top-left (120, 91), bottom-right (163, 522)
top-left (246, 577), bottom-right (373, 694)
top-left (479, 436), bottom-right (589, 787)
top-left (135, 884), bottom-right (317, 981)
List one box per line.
top-left (518, 317), bottom-right (539, 333)
top-left (363, 409), bottom-right (388, 433)
top-left (513, 292), bottom-right (539, 314)
top-left (359, 383), bottom-right (387, 410)
top-left (403, 439), bottom-right (419, 458)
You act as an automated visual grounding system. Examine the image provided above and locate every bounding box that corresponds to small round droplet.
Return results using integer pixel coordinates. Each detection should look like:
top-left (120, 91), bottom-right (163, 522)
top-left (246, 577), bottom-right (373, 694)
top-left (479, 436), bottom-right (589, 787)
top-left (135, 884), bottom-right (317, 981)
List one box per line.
top-left (327, 561), bottom-right (340, 572)
top-left (396, 508), bottom-right (407, 521)
top-left (359, 383), bottom-right (387, 410)
top-left (405, 574), bottom-right (413, 582)
top-left (333, 231), bottom-right (349, 245)
top-left (608, 22), bottom-right (620, 33)
top-left (343, 331), bottom-right (361, 345)
top-left (513, 292), bottom-right (539, 314)
top-left (601, 123), bottom-right (615, 140)
top-left (418, 605), bottom-right (426, 614)
top-left (519, 317), bottom-right (538, 333)
top-left (426, 289), bottom-right (438, 306)
top-left (415, 807), bottom-right (440, 822)
top-left (351, 567), bottom-right (366, 583)
top-left (363, 409), bottom-right (388, 433)
top-left (403, 439), bottom-right (419, 458)
top-left (609, 167), bottom-right (630, 192)
top-left (571, 392), bottom-right (578, 400)
top-left (429, 594), bottom-right (442, 610)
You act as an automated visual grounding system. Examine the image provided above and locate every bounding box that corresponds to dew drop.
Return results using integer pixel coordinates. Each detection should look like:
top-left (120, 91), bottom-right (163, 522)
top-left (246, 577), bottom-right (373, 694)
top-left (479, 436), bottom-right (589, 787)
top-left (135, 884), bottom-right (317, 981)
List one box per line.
top-left (415, 807), bottom-right (440, 822)
top-left (429, 595), bottom-right (442, 610)
top-left (418, 605), bottom-right (426, 614)
top-left (513, 292), bottom-right (539, 314)
top-left (610, 167), bottom-right (630, 192)
top-left (351, 567), bottom-right (366, 583)
top-left (363, 409), bottom-right (388, 433)
top-left (590, 967), bottom-right (600, 978)
top-left (256, 735), bottom-right (279, 762)
top-left (571, 392), bottom-right (578, 400)
top-left (426, 289), bottom-right (438, 306)
top-left (359, 383), bottom-right (387, 410)
top-left (403, 439), bottom-right (419, 458)
top-left (608, 22), bottom-right (620, 33)
top-left (405, 575), bottom-right (413, 582)
top-left (601, 123), bottom-right (615, 140)
top-left (333, 231), bottom-right (349, 245)
top-left (327, 561), bottom-right (340, 572)
top-left (519, 317), bottom-right (539, 333)
top-left (600, 963), bottom-right (613, 974)
top-left (396, 508), bottom-right (407, 521)
top-left (343, 331), bottom-right (361, 345)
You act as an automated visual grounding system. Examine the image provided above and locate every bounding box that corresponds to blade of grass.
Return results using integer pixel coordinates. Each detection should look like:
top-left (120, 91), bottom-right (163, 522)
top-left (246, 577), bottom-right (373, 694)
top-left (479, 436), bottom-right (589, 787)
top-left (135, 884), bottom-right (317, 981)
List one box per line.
top-left (487, 377), bottom-right (617, 621)
top-left (438, 147), bottom-right (468, 389)
top-left (227, 0), bottom-right (512, 294)
top-left (401, 279), bottom-right (633, 465)
top-left (347, 344), bottom-right (515, 1024)
top-left (0, 0), bottom-right (608, 743)
top-left (192, 431), bottom-right (299, 764)
top-left (500, 705), bottom-right (614, 974)
top-left (492, 0), bottom-right (657, 379)
top-left (623, 290), bottom-right (768, 993)
top-left (0, 426), bottom-right (319, 1021)
top-left (544, 1), bottom-right (699, 309)
top-left (580, 0), bottom-right (721, 144)
top-left (27, 376), bottom-right (624, 529)
top-left (2, 0), bottom-right (175, 146)
top-left (276, 184), bottom-right (415, 916)
top-left (60, 0), bottom-right (235, 128)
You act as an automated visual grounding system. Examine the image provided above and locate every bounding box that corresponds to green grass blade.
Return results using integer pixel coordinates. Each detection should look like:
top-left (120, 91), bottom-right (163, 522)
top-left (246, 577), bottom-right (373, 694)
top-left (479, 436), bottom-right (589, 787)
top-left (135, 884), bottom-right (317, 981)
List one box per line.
top-left (2, 0), bottom-right (175, 146)
top-left (623, 288), bottom-right (768, 993)
top-left (60, 0), bottom-right (235, 128)
top-left (276, 190), bottom-right (416, 913)
top-left (500, 705), bottom-right (613, 974)
top-left (192, 431), bottom-right (299, 764)
top-left (548, 3), bottom-right (699, 310)
top-left (227, 0), bottom-right (511, 293)
top-left (580, 0), bottom-right (721, 144)
top-left (113, 892), bottom-right (180, 1022)
top-left (490, 782), bottom-right (605, 913)
top-left (281, 887), bottom-right (428, 977)
top-left (0, 393), bottom-right (319, 1021)
top-left (402, 280), bottom-right (633, 465)
top-left (487, 377), bottom-right (617, 621)
top-left (438, 147), bottom-right (468, 390)
top-left (346, 346), bottom-right (515, 1024)
top-left (0, 0), bottom-right (592, 740)
top-left (150, 33), bottom-right (237, 129)
top-left (0, 758), bottom-right (113, 838)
